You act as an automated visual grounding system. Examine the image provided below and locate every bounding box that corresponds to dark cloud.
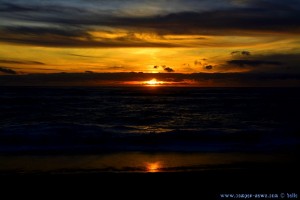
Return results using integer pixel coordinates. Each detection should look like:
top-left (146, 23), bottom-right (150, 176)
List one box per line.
top-left (164, 67), bottom-right (175, 73)
top-left (0, 1), bottom-right (299, 49)
top-left (0, 1), bottom-right (299, 48)
top-left (0, 26), bottom-right (183, 48)
top-left (67, 54), bottom-right (103, 58)
top-left (0, 72), bottom-right (299, 87)
top-left (204, 65), bottom-right (213, 70)
top-left (161, 65), bottom-right (175, 73)
top-left (227, 60), bottom-right (283, 67)
top-left (195, 58), bottom-right (214, 70)
top-left (139, 8), bottom-right (300, 35)
top-left (0, 2), bottom-right (84, 13)
top-left (101, 9), bottom-right (300, 36)
top-left (0, 59), bottom-right (45, 65)
top-left (223, 53), bottom-right (300, 73)
top-left (153, 65), bottom-right (175, 72)
top-left (106, 66), bottom-right (125, 70)
top-left (231, 51), bottom-right (251, 56)
top-left (242, 51), bottom-right (251, 56)
top-left (3, 26), bottom-right (90, 38)
top-left (244, 0), bottom-right (300, 12)
top-left (0, 2), bottom-right (37, 12)
top-left (251, 53), bottom-right (300, 64)
top-left (0, 66), bottom-right (17, 74)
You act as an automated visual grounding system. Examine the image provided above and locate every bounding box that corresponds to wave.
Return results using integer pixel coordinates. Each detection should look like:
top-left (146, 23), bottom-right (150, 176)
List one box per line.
top-left (0, 123), bottom-right (299, 154)
top-left (1, 87), bottom-right (300, 154)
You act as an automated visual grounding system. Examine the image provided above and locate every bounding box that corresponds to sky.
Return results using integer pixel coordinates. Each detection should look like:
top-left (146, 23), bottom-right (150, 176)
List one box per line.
top-left (0, 0), bottom-right (300, 86)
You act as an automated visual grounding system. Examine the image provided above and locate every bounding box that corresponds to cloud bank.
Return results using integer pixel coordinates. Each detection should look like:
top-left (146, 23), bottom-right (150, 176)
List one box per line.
top-left (0, 0), bottom-right (300, 47)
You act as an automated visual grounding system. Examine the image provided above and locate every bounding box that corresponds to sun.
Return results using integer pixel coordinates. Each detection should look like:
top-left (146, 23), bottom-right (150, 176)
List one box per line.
top-left (143, 78), bottom-right (164, 86)
top-left (146, 162), bottom-right (161, 172)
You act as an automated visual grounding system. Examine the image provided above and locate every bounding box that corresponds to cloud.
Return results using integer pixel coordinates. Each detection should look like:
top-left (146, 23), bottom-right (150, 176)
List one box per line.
top-left (204, 65), bottom-right (213, 70)
top-left (153, 65), bottom-right (175, 72)
top-left (231, 51), bottom-right (251, 56)
top-left (241, 51), bottom-right (251, 56)
top-left (101, 9), bottom-right (300, 36)
top-left (0, 72), bottom-right (299, 87)
top-left (2, 26), bottom-right (90, 38)
top-left (0, 59), bottom-right (45, 65)
top-left (227, 60), bottom-right (283, 67)
top-left (0, 26), bottom-right (183, 48)
top-left (0, 2), bottom-right (85, 13)
top-left (0, 1), bottom-right (299, 50)
top-left (67, 54), bottom-right (103, 58)
top-left (223, 53), bottom-right (300, 73)
top-left (137, 6), bottom-right (300, 36)
top-left (106, 66), bottom-right (125, 70)
top-left (0, 2), bottom-right (38, 12)
top-left (164, 67), bottom-right (175, 73)
top-left (0, 66), bottom-right (17, 74)
top-left (194, 59), bottom-right (214, 70)
top-left (0, 0), bottom-right (299, 50)
top-left (195, 59), bottom-right (208, 66)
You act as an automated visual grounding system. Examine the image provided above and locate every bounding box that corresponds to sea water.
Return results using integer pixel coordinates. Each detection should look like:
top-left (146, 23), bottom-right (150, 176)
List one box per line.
top-left (0, 86), bottom-right (299, 172)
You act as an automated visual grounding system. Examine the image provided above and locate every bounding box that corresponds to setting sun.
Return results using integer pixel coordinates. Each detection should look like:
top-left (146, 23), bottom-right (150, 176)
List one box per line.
top-left (143, 78), bottom-right (164, 86)
top-left (146, 162), bottom-right (161, 172)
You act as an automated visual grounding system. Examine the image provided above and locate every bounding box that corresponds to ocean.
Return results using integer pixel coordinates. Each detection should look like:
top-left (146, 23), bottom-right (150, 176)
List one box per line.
top-left (0, 86), bottom-right (299, 173)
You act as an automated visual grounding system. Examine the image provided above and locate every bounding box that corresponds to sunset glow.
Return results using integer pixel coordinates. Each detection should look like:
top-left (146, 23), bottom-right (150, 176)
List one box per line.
top-left (143, 78), bottom-right (164, 86)
top-left (0, 0), bottom-right (300, 87)
top-left (146, 162), bottom-right (161, 173)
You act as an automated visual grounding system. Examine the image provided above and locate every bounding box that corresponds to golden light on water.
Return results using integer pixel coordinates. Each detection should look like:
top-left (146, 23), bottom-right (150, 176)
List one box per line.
top-left (143, 78), bottom-right (164, 86)
top-left (146, 162), bottom-right (161, 172)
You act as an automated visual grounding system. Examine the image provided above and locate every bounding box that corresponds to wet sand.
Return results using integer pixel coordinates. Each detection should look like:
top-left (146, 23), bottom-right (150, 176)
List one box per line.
top-left (0, 152), bottom-right (300, 199)
top-left (0, 162), bottom-right (298, 199)
top-left (0, 152), bottom-right (297, 173)
top-left (1, 152), bottom-right (298, 199)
